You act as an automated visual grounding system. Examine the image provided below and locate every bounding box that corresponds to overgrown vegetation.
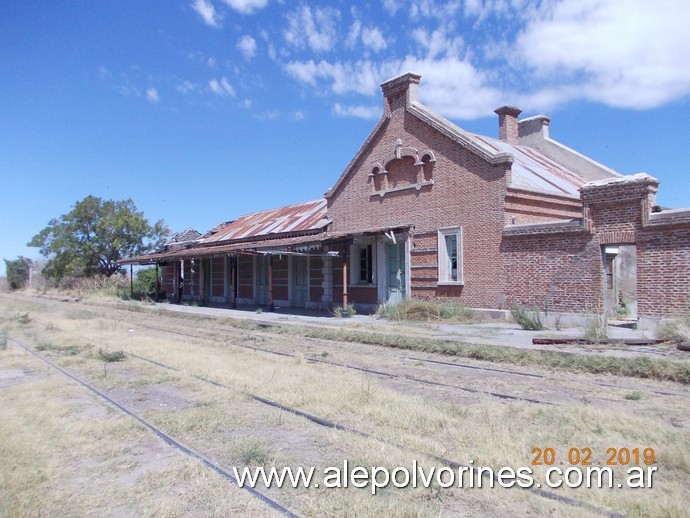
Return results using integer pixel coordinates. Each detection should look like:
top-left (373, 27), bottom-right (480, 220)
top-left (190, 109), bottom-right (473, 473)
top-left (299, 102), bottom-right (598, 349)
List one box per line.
top-left (656, 315), bottom-right (690, 344)
top-left (28, 195), bottom-right (168, 281)
top-left (3, 257), bottom-right (33, 290)
top-left (583, 312), bottom-right (609, 341)
top-left (377, 298), bottom-right (476, 322)
top-left (510, 303), bottom-right (544, 330)
top-left (332, 303), bottom-right (356, 318)
top-left (97, 348), bottom-right (126, 362)
top-left (206, 311), bottom-right (690, 383)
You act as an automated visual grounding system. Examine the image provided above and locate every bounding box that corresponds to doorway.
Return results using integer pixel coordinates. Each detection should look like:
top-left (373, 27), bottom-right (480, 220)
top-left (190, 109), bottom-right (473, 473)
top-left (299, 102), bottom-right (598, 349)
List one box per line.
top-left (603, 245), bottom-right (637, 319)
top-left (386, 242), bottom-right (405, 305)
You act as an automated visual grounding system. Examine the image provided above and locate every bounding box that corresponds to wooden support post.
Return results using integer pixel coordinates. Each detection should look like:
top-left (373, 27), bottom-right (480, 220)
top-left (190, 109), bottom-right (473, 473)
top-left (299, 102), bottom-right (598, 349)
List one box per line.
top-left (268, 256), bottom-right (275, 312)
top-left (342, 249), bottom-right (349, 316)
top-left (155, 264), bottom-right (160, 301)
top-left (200, 260), bottom-right (205, 303)
top-left (129, 264), bottom-right (133, 299)
top-left (231, 257), bottom-right (237, 308)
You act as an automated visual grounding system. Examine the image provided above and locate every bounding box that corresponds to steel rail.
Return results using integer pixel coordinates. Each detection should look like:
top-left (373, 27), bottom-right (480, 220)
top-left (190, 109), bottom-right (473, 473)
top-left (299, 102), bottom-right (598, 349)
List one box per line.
top-left (125, 349), bottom-right (625, 518)
top-left (7, 336), bottom-right (300, 518)
top-left (133, 321), bottom-right (554, 405)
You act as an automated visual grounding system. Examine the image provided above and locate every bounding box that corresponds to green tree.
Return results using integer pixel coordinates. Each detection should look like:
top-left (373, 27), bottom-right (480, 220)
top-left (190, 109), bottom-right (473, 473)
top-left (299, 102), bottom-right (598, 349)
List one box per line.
top-left (28, 196), bottom-right (168, 281)
top-left (4, 256), bottom-right (33, 290)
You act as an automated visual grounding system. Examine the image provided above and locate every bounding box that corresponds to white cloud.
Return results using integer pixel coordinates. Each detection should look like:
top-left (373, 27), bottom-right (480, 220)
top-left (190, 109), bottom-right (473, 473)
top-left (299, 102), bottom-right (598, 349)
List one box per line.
top-left (361, 27), bottom-right (387, 52)
top-left (412, 26), bottom-right (463, 59)
top-left (237, 35), bottom-right (257, 60)
top-left (221, 0), bottom-right (268, 14)
top-left (515, 0), bottom-right (690, 109)
top-left (333, 103), bottom-right (380, 120)
top-left (345, 20), bottom-right (361, 49)
top-left (286, 55), bottom-right (502, 119)
top-left (176, 80), bottom-right (197, 94)
top-left (98, 66), bottom-right (111, 80)
top-left (146, 87), bottom-right (160, 104)
top-left (284, 5), bottom-right (340, 52)
top-left (191, 0), bottom-right (222, 28)
top-left (209, 77), bottom-right (236, 97)
top-left (285, 59), bottom-right (387, 96)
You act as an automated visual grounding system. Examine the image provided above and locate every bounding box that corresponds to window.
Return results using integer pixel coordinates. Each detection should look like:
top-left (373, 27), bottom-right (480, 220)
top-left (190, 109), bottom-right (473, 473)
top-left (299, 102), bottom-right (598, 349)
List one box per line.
top-left (438, 227), bottom-right (463, 284)
top-left (359, 244), bottom-right (373, 284)
top-left (351, 242), bottom-right (375, 285)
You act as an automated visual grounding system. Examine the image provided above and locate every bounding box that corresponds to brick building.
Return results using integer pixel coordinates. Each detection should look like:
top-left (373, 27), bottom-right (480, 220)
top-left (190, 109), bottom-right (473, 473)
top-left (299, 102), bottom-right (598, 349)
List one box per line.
top-left (124, 72), bottom-right (690, 324)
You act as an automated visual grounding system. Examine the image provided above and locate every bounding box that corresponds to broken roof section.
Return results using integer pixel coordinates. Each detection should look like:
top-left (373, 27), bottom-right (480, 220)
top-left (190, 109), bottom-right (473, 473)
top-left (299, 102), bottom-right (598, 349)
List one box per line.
top-left (201, 198), bottom-right (329, 243)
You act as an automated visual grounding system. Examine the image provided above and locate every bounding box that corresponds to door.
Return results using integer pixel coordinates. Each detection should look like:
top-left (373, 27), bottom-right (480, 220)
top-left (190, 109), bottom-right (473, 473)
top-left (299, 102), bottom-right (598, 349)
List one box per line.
top-left (256, 256), bottom-right (269, 305)
top-left (386, 243), bottom-right (405, 305)
top-left (292, 256), bottom-right (308, 307)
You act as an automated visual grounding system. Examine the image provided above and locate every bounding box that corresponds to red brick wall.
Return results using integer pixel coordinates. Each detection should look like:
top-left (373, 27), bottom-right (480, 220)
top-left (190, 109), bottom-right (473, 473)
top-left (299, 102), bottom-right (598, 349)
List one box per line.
top-left (503, 176), bottom-right (690, 318)
top-left (637, 225), bottom-right (690, 317)
top-left (502, 228), bottom-right (602, 312)
top-left (327, 105), bottom-right (510, 308)
top-left (349, 286), bottom-right (378, 305)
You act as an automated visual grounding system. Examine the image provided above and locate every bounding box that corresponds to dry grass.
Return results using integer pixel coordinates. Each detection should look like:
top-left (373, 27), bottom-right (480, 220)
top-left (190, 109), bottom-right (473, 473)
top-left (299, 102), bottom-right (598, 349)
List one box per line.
top-left (2, 295), bottom-right (689, 516)
top-left (377, 298), bottom-right (477, 323)
top-left (656, 314), bottom-right (690, 344)
top-left (0, 348), bottom-right (276, 517)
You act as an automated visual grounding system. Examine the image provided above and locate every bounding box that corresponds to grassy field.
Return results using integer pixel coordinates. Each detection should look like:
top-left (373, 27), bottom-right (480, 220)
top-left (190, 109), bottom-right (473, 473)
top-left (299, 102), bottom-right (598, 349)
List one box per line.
top-left (1, 294), bottom-right (688, 517)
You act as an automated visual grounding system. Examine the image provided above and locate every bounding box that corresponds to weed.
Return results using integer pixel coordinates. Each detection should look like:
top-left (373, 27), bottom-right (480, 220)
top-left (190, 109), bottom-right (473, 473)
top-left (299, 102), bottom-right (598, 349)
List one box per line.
top-left (377, 298), bottom-right (475, 322)
top-left (17, 313), bottom-right (31, 325)
top-left (97, 348), bottom-right (126, 362)
top-left (34, 342), bottom-right (83, 355)
top-left (510, 303), bottom-right (544, 331)
top-left (656, 315), bottom-right (690, 344)
top-left (234, 439), bottom-right (271, 465)
top-left (583, 312), bottom-right (608, 341)
top-left (624, 391), bottom-right (643, 401)
top-left (0, 329), bottom-right (7, 351)
top-left (255, 307), bottom-right (263, 314)
top-left (320, 351), bottom-right (329, 357)
top-left (332, 303), bottom-right (356, 318)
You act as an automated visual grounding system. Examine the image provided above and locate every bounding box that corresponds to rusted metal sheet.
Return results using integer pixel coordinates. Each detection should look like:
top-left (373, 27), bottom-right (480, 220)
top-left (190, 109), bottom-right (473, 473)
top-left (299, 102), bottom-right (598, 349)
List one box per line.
top-left (201, 199), bottom-right (328, 243)
top-left (475, 135), bottom-right (585, 196)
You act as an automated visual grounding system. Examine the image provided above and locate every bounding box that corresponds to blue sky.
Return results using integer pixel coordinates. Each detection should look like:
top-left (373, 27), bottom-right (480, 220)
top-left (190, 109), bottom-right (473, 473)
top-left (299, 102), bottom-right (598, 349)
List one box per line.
top-left (2, 0), bottom-right (690, 275)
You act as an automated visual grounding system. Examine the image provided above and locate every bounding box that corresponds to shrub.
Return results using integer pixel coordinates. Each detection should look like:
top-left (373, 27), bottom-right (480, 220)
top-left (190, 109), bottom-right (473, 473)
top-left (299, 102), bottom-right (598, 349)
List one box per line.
top-left (332, 303), bottom-right (356, 318)
top-left (583, 312), bottom-right (609, 341)
top-left (510, 303), bottom-right (544, 331)
top-left (97, 348), bottom-right (126, 362)
top-left (656, 315), bottom-right (690, 344)
top-left (377, 298), bottom-right (475, 322)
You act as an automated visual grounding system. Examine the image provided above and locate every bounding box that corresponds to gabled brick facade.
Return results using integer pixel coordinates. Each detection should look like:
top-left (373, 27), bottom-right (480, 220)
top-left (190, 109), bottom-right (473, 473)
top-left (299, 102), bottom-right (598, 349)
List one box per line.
top-left (126, 72), bottom-right (690, 322)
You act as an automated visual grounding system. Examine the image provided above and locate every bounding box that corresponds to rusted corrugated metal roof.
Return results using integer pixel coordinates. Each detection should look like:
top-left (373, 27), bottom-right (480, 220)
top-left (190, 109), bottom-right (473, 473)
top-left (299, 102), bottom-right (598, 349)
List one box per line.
top-left (474, 135), bottom-right (585, 196)
top-left (119, 232), bottom-right (330, 264)
top-left (201, 198), bottom-right (329, 243)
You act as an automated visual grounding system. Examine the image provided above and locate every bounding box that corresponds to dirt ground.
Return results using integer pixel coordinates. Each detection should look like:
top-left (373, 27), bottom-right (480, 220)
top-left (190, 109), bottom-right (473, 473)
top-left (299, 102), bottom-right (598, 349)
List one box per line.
top-left (1, 293), bottom-right (688, 517)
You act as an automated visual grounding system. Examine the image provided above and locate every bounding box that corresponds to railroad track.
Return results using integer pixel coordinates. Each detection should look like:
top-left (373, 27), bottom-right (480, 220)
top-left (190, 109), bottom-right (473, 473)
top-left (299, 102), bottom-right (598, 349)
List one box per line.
top-left (7, 334), bottom-right (626, 518)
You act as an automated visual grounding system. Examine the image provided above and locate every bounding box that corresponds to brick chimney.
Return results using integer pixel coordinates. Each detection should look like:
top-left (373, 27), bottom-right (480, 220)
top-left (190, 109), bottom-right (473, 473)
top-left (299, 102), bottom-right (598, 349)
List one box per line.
top-left (380, 72), bottom-right (421, 116)
top-left (494, 106), bottom-right (522, 145)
